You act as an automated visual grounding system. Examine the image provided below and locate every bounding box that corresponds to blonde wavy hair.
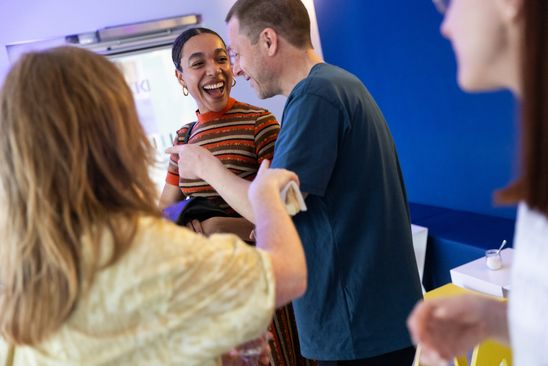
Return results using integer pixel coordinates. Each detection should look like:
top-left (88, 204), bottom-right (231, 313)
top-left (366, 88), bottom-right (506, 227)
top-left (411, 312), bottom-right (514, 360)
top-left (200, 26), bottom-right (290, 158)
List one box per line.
top-left (0, 46), bottom-right (160, 345)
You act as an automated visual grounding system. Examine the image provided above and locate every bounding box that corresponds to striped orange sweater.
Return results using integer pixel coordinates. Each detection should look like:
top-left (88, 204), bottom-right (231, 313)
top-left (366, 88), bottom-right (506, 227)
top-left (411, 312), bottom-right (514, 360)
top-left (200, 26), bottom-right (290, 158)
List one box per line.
top-left (166, 98), bottom-right (279, 211)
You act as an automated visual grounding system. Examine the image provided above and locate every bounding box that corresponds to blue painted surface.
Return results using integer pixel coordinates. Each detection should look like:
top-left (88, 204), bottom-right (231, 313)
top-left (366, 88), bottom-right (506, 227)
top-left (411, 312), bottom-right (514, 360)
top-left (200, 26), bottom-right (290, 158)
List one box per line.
top-left (410, 203), bottom-right (515, 289)
top-left (314, 0), bottom-right (518, 219)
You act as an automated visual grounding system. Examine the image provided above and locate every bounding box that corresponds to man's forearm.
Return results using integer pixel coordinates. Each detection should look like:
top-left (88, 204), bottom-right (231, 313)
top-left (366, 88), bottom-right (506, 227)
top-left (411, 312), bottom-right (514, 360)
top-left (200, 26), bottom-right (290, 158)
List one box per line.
top-left (200, 158), bottom-right (255, 222)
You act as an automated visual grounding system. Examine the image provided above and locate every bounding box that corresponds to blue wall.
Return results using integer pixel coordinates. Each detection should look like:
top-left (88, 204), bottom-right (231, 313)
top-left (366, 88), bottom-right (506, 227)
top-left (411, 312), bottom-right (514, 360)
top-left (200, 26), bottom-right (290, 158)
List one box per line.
top-left (314, 0), bottom-right (518, 219)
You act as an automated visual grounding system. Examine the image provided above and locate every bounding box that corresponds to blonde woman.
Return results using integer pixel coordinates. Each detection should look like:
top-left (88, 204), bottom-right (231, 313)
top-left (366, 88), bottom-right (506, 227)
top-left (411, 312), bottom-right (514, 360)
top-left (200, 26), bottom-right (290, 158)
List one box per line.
top-left (0, 46), bottom-right (306, 366)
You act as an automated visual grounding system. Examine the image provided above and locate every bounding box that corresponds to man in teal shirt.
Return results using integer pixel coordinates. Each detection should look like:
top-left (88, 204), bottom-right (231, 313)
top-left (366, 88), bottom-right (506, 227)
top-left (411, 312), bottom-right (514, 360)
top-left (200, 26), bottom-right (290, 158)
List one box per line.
top-left (169, 0), bottom-right (422, 364)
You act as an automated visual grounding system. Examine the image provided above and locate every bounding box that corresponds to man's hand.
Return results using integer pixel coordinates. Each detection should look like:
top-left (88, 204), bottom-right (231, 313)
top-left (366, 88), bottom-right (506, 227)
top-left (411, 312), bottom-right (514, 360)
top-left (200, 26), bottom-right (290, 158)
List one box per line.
top-left (165, 144), bottom-right (218, 180)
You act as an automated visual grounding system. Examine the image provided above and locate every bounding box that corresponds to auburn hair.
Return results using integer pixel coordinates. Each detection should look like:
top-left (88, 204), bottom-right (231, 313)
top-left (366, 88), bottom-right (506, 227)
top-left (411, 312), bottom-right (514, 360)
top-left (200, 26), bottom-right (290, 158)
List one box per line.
top-left (0, 46), bottom-right (160, 345)
top-left (496, 0), bottom-right (548, 217)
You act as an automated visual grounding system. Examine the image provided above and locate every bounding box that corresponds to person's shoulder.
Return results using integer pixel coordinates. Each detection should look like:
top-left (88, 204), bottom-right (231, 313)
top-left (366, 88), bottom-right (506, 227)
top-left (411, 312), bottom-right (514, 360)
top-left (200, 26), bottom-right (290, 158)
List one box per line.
top-left (82, 216), bottom-right (196, 294)
top-left (226, 100), bottom-right (276, 120)
top-left (176, 122), bottom-right (196, 136)
top-left (289, 63), bottom-right (366, 109)
top-left (301, 63), bottom-right (362, 89)
top-left (127, 216), bottom-right (203, 264)
top-left (517, 202), bottom-right (548, 236)
top-left (290, 64), bottom-right (360, 101)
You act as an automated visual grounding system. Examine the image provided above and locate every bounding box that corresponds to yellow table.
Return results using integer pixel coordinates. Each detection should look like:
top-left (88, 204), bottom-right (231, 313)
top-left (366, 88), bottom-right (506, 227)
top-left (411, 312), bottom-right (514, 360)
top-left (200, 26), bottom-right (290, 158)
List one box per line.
top-left (415, 283), bottom-right (512, 366)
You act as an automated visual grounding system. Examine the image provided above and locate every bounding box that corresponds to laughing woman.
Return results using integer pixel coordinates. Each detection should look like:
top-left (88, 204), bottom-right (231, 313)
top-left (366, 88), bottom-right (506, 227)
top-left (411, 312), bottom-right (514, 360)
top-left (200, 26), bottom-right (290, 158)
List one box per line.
top-left (160, 27), bottom-right (315, 366)
top-left (159, 27), bottom-right (279, 227)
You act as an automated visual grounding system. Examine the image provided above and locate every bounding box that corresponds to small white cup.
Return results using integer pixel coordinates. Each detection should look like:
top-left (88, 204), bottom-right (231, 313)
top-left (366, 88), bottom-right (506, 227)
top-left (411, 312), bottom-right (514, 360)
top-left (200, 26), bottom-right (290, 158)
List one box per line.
top-left (485, 249), bottom-right (503, 270)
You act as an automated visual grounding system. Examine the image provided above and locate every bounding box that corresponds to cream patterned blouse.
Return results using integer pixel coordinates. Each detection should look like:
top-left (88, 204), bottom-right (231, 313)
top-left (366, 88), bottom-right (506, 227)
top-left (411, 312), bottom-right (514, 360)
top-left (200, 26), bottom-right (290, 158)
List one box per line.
top-left (0, 216), bottom-right (275, 365)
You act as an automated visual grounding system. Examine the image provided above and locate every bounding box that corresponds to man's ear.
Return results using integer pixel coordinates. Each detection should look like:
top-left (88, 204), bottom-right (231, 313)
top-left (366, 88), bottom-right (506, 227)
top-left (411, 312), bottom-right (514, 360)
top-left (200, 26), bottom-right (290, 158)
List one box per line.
top-left (260, 28), bottom-right (278, 56)
top-left (175, 69), bottom-right (186, 88)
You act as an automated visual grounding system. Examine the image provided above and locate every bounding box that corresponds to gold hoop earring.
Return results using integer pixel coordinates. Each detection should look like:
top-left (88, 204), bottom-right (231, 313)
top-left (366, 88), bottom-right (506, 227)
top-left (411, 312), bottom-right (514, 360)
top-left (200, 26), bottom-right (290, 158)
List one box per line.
top-left (182, 85), bottom-right (189, 96)
top-left (232, 79), bottom-right (236, 87)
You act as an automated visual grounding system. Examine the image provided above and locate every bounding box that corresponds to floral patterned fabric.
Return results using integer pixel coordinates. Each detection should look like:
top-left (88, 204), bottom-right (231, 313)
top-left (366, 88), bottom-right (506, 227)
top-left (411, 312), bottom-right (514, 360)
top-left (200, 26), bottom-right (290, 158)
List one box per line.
top-left (0, 216), bottom-right (275, 366)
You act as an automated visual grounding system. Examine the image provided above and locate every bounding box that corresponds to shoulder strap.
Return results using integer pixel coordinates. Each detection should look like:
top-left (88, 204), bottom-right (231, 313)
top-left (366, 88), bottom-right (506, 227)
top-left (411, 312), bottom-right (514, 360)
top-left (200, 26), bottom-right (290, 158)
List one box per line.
top-left (183, 122), bottom-right (197, 144)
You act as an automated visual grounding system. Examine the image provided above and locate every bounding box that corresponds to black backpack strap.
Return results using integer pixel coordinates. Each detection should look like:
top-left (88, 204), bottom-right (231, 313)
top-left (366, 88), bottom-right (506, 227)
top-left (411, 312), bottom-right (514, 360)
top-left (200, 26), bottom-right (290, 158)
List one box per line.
top-left (183, 122), bottom-right (197, 144)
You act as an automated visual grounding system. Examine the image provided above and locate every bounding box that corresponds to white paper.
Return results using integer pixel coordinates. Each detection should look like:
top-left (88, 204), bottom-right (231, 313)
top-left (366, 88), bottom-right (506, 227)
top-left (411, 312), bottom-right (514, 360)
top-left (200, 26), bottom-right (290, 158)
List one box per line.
top-left (280, 181), bottom-right (307, 216)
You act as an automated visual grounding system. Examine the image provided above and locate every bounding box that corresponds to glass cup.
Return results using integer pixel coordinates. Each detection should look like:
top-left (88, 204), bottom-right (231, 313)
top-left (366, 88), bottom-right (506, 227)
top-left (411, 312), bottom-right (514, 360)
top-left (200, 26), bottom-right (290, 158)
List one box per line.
top-left (485, 249), bottom-right (503, 270)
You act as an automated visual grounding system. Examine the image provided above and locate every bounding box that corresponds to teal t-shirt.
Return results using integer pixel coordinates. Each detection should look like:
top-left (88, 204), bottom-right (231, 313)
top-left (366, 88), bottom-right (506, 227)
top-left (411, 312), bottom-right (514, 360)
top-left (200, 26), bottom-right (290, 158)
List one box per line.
top-left (271, 63), bottom-right (422, 360)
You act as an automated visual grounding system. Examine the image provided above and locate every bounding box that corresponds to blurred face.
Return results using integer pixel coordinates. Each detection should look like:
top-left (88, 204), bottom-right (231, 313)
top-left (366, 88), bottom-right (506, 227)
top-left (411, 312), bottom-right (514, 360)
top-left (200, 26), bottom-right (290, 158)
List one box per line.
top-left (176, 33), bottom-right (233, 113)
top-left (227, 18), bottom-right (279, 99)
top-left (440, 0), bottom-right (510, 91)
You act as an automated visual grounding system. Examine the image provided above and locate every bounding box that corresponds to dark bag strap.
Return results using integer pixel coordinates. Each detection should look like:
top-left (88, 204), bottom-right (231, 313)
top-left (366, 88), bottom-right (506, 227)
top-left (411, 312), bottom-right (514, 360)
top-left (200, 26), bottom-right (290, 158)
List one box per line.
top-left (161, 121), bottom-right (197, 222)
top-left (183, 122), bottom-right (197, 144)
top-left (176, 197), bottom-right (232, 226)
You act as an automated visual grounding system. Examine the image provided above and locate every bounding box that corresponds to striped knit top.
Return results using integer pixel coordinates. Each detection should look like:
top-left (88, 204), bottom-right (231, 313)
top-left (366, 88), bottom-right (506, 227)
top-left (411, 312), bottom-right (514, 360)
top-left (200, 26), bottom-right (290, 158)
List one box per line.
top-left (166, 98), bottom-right (280, 211)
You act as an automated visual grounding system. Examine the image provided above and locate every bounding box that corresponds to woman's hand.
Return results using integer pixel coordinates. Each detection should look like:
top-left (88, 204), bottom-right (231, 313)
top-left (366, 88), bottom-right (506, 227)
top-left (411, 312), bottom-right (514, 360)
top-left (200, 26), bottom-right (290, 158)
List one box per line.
top-left (407, 294), bottom-right (508, 364)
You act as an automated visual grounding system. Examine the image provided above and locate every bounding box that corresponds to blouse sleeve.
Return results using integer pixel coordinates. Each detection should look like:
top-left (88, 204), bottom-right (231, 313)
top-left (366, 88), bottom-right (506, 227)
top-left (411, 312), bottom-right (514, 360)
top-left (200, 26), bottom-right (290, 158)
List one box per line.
top-left (162, 229), bottom-right (275, 363)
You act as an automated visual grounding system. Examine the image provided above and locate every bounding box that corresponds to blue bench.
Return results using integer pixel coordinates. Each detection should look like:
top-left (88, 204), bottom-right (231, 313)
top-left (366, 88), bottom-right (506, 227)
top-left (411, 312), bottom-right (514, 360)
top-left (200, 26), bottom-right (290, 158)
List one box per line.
top-left (409, 203), bottom-right (516, 291)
